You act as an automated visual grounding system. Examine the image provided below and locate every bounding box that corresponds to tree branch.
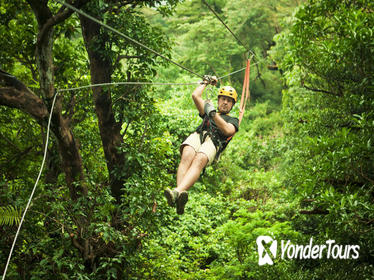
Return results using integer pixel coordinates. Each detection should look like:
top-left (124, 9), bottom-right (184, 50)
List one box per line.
top-left (0, 69), bottom-right (48, 121)
top-left (267, 64), bottom-right (278, 71)
top-left (14, 55), bottom-right (38, 83)
top-left (0, 69), bottom-right (31, 92)
top-left (139, 123), bottom-right (148, 151)
top-left (0, 86), bottom-right (49, 121)
top-left (66, 92), bottom-right (76, 122)
top-left (303, 85), bottom-right (339, 96)
top-left (122, 121), bottom-right (131, 138)
top-left (299, 209), bottom-right (329, 215)
top-left (71, 236), bottom-right (85, 252)
top-left (0, 69), bottom-right (49, 121)
top-left (7, 146), bottom-right (34, 165)
top-left (0, 132), bottom-right (22, 152)
top-left (27, 0), bottom-right (90, 49)
top-left (254, 61), bottom-right (266, 87)
top-left (114, 54), bottom-right (142, 68)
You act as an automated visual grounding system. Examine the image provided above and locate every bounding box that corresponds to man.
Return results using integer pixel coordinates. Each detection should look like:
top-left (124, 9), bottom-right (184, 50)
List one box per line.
top-left (164, 77), bottom-right (239, 214)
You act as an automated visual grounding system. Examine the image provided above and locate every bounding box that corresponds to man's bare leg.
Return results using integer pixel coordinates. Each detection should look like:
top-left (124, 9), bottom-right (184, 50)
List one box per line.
top-left (177, 145), bottom-right (196, 187)
top-left (176, 152), bottom-right (208, 193)
top-left (165, 150), bottom-right (208, 215)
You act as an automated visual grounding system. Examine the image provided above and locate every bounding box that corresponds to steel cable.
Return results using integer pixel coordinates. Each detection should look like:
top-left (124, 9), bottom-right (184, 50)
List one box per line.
top-left (55, 0), bottom-right (204, 79)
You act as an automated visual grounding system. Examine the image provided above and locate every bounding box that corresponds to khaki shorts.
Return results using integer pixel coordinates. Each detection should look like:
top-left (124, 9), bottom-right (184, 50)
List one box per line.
top-left (180, 132), bottom-right (217, 165)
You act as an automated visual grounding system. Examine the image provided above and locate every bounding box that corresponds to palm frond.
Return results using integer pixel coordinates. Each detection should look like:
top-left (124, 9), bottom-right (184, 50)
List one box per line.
top-left (0, 205), bottom-right (22, 226)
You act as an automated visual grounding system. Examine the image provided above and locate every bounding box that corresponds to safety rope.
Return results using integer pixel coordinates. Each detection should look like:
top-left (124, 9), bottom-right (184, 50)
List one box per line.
top-left (55, 0), bottom-right (203, 79)
top-left (238, 59), bottom-right (251, 125)
top-left (2, 90), bottom-right (59, 280)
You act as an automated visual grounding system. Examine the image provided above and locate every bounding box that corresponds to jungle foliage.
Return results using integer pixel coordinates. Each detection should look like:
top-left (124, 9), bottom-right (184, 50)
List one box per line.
top-left (0, 0), bottom-right (373, 279)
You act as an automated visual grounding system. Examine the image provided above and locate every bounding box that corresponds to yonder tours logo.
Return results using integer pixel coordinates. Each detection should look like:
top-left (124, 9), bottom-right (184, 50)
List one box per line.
top-left (257, 236), bottom-right (278, 265)
top-left (256, 236), bottom-right (360, 265)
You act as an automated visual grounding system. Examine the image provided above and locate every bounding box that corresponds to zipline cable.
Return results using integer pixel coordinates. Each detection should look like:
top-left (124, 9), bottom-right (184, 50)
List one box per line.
top-left (217, 60), bottom-right (261, 80)
top-left (58, 81), bottom-right (200, 92)
top-left (55, 0), bottom-right (203, 79)
top-left (56, 63), bottom-right (257, 93)
top-left (2, 90), bottom-right (59, 280)
top-left (55, 0), bottom-right (260, 87)
top-left (57, 62), bottom-right (260, 94)
top-left (201, 0), bottom-right (256, 59)
top-left (218, 67), bottom-right (246, 79)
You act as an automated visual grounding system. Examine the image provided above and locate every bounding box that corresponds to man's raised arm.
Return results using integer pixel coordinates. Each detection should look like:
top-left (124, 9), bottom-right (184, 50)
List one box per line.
top-left (192, 83), bottom-right (206, 116)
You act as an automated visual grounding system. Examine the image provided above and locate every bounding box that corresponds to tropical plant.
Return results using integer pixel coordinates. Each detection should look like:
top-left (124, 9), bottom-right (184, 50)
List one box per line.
top-left (0, 205), bottom-right (21, 226)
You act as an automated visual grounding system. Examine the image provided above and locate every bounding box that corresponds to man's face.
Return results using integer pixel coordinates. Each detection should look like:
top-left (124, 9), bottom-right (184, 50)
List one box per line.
top-left (217, 96), bottom-right (234, 114)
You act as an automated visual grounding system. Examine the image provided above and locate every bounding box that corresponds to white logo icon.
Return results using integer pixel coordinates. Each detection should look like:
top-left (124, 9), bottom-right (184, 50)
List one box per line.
top-left (257, 236), bottom-right (277, 265)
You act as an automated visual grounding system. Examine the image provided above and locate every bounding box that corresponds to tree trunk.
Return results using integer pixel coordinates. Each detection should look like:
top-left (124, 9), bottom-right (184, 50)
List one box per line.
top-left (25, 0), bottom-right (87, 199)
top-left (79, 13), bottom-right (125, 201)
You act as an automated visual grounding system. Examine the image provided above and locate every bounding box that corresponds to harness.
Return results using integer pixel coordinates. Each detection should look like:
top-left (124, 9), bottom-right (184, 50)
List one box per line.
top-left (196, 114), bottom-right (233, 162)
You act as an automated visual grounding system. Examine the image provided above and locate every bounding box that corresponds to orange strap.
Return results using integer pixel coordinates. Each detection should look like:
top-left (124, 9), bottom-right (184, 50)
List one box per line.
top-left (238, 59), bottom-right (251, 126)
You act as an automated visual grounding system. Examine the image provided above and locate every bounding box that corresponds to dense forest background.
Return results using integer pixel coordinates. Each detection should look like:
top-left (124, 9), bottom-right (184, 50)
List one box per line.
top-left (1, 0), bottom-right (373, 279)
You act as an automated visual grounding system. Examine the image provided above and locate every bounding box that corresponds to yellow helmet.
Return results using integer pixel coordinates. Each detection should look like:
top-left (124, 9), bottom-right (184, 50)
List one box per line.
top-left (218, 86), bottom-right (237, 103)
